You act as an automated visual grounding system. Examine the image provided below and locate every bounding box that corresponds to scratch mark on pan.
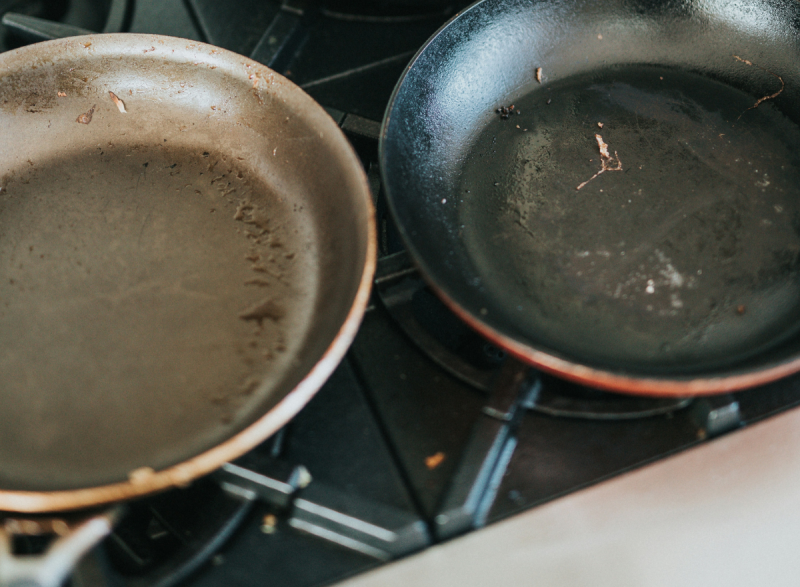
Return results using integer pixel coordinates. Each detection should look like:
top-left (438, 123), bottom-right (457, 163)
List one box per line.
top-left (138, 207), bottom-right (153, 247)
top-left (733, 55), bottom-right (784, 119)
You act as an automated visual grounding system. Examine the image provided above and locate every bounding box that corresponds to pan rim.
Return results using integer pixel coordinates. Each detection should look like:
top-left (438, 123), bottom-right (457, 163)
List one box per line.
top-left (433, 282), bottom-right (800, 397)
top-left (0, 33), bottom-right (377, 513)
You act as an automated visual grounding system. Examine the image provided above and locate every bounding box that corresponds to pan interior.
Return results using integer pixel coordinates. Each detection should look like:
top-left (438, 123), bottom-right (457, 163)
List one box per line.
top-left (456, 65), bottom-right (800, 373)
top-left (0, 141), bottom-right (319, 491)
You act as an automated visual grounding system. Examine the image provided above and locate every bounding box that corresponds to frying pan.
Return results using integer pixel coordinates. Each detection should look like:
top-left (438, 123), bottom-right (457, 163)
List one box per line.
top-left (381, 0), bottom-right (800, 396)
top-left (0, 34), bottom-right (376, 514)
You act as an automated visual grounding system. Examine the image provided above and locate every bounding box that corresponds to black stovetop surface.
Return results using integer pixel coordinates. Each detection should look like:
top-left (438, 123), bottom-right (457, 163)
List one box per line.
top-left (4, 2), bottom-right (800, 586)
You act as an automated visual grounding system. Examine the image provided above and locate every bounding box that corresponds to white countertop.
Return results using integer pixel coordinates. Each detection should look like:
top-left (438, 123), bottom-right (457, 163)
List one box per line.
top-left (341, 405), bottom-right (800, 587)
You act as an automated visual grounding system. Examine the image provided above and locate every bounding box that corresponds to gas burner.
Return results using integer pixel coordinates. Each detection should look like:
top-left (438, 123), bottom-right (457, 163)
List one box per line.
top-left (72, 478), bottom-right (252, 587)
top-left (68, 431), bottom-right (312, 587)
top-left (535, 375), bottom-right (692, 420)
top-left (319, 0), bottom-right (458, 22)
top-left (375, 251), bottom-right (504, 392)
top-left (375, 251), bottom-right (690, 420)
top-left (1, 0), bottom-right (129, 48)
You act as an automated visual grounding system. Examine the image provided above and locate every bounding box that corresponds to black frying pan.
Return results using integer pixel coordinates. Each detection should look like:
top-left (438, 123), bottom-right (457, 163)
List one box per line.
top-left (381, 0), bottom-right (800, 395)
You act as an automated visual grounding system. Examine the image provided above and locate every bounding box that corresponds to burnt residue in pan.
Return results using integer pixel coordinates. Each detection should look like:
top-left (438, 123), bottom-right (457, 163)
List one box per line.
top-left (76, 105), bottom-right (95, 124)
top-left (458, 64), bottom-right (800, 371)
top-left (0, 140), bottom-right (314, 487)
top-left (495, 104), bottom-right (520, 120)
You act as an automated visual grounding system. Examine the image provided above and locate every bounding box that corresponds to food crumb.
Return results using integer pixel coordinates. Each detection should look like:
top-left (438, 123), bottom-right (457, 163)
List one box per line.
top-left (495, 104), bottom-right (516, 120)
top-left (597, 122), bottom-right (604, 128)
top-left (76, 105), bottom-right (95, 124)
top-left (535, 67), bottom-right (542, 83)
top-left (425, 452), bottom-right (446, 470)
top-left (108, 91), bottom-right (127, 113)
top-left (597, 34), bottom-right (603, 40)
top-left (57, 91), bottom-right (66, 97)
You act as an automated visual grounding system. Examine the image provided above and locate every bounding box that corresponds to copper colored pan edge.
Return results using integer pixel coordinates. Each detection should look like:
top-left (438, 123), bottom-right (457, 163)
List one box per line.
top-left (435, 285), bottom-right (800, 398)
top-left (0, 34), bottom-right (378, 513)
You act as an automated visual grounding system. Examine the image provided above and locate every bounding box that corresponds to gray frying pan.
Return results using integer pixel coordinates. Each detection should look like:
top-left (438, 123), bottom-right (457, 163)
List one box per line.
top-left (0, 34), bottom-right (375, 514)
top-left (381, 0), bottom-right (800, 396)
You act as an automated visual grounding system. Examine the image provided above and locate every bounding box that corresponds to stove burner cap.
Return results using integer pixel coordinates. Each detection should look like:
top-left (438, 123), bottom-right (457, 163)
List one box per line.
top-left (320, 0), bottom-right (456, 20)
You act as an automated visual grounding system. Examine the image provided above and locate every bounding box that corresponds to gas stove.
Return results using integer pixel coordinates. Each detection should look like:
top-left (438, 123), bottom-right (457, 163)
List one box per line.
top-left (3, 2), bottom-right (800, 586)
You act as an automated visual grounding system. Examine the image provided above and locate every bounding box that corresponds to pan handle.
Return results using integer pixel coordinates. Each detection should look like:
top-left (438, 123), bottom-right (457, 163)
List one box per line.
top-left (0, 508), bottom-right (120, 587)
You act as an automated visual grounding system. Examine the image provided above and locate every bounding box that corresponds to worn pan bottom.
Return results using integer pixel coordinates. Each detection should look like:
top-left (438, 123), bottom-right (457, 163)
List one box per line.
top-left (381, 0), bottom-right (800, 393)
top-left (456, 64), bottom-right (800, 374)
top-left (0, 34), bottom-right (373, 511)
top-left (0, 139), bottom-right (320, 490)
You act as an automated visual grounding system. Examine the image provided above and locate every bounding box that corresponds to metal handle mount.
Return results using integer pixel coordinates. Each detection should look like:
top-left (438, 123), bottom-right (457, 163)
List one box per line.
top-left (0, 509), bottom-right (120, 587)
